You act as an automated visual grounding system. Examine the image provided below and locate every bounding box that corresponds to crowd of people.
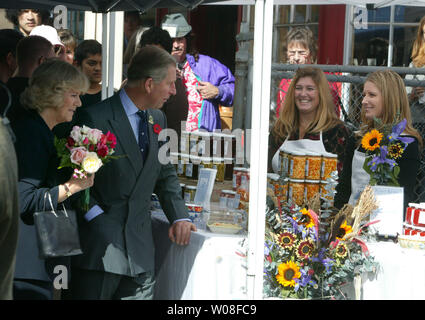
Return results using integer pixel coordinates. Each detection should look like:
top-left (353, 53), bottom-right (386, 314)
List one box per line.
top-left (0, 8), bottom-right (424, 301)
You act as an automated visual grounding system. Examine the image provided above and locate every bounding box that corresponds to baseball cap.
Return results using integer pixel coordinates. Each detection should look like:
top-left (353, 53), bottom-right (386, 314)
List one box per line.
top-left (161, 13), bottom-right (192, 38)
top-left (30, 25), bottom-right (65, 48)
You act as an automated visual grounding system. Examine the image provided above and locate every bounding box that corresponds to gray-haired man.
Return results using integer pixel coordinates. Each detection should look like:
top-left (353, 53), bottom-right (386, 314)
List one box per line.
top-left (65, 45), bottom-right (195, 300)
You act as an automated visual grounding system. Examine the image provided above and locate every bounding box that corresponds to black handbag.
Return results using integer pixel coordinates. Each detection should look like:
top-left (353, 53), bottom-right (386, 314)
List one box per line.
top-left (33, 192), bottom-right (83, 259)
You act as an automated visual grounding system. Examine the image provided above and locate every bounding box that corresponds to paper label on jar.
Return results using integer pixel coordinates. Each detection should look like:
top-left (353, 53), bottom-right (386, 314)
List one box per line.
top-left (198, 140), bottom-right (206, 155)
top-left (321, 161), bottom-right (325, 178)
top-left (289, 159), bottom-right (294, 177)
top-left (190, 140), bottom-right (197, 154)
top-left (184, 192), bottom-right (191, 203)
top-left (224, 141), bottom-right (229, 156)
top-left (186, 163), bottom-right (193, 177)
top-left (177, 162), bottom-right (184, 174)
top-left (305, 159), bottom-right (309, 177)
top-left (232, 173), bottom-right (237, 189)
top-left (180, 137), bottom-right (186, 152)
top-left (219, 196), bottom-right (227, 208)
top-left (213, 140), bottom-right (218, 155)
top-left (288, 186), bottom-right (293, 202)
top-left (241, 175), bottom-right (249, 191)
top-left (232, 193), bottom-right (241, 209)
top-left (283, 157), bottom-right (288, 174)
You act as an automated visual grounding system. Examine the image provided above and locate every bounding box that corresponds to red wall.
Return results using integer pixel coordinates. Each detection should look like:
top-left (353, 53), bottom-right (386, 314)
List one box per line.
top-left (317, 5), bottom-right (346, 65)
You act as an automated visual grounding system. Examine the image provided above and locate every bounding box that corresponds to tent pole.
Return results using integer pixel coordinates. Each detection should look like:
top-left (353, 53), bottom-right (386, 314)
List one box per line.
top-left (246, 0), bottom-right (273, 300)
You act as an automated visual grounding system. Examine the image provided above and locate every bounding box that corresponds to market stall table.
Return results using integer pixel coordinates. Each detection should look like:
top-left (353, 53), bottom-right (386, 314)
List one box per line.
top-left (360, 241), bottom-right (425, 300)
top-left (152, 211), bottom-right (248, 300)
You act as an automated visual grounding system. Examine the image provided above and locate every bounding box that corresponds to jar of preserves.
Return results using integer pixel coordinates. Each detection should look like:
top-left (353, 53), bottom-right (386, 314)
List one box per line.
top-left (305, 179), bottom-right (320, 201)
top-left (199, 157), bottom-right (213, 178)
top-left (279, 148), bottom-right (290, 177)
top-left (267, 173), bottom-right (280, 197)
top-left (186, 155), bottom-right (200, 179)
top-left (232, 167), bottom-right (245, 190)
top-left (289, 151), bottom-right (306, 180)
top-left (219, 189), bottom-right (239, 209)
top-left (178, 153), bottom-right (189, 177)
top-left (195, 131), bottom-right (211, 156)
top-left (305, 151), bottom-right (322, 181)
top-left (212, 157), bottom-right (225, 182)
top-left (321, 153), bottom-right (338, 180)
top-left (222, 133), bottom-right (236, 159)
top-left (288, 179), bottom-right (305, 207)
top-left (224, 157), bottom-right (234, 181)
top-left (180, 131), bottom-right (190, 154)
top-left (184, 185), bottom-right (197, 203)
top-left (180, 183), bottom-right (185, 199)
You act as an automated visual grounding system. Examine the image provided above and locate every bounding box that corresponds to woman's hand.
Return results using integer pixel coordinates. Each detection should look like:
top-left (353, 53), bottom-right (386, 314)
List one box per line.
top-left (58, 174), bottom-right (95, 203)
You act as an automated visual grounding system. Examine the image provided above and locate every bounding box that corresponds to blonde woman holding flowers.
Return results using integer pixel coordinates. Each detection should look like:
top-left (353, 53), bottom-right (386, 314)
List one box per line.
top-left (334, 70), bottom-right (422, 210)
top-left (11, 59), bottom-right (94, 300)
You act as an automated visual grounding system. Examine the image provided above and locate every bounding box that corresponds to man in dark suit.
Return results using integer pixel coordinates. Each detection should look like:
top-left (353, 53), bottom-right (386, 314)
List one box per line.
top-left (66, 45), bottom-right (196, 300)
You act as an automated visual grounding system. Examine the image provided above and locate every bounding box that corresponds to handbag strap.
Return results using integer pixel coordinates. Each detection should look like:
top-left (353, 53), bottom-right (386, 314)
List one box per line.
top-left (43, 191), bottom-right (58, 217)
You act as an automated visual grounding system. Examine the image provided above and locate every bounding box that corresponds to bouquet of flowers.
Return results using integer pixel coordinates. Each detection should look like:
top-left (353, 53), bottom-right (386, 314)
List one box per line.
top-left (361, 118), bottom-right (414, 186)
top-left (55, 125), bottom-right (119, 211)
top-left (264, 175), bottom-right (379, 300)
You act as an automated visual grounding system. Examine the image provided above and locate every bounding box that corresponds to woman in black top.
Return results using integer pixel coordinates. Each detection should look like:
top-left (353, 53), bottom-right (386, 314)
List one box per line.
top-left (269, 66), bottom-right (352, 177)
top-left (12, 59), bottom-right (94, 300)
top-left (334, 70), bottom-right (422, 210)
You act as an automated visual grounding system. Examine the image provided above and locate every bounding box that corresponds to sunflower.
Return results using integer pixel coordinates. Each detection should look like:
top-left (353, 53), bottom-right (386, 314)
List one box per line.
top-left (296, 239), bottom-right (315, 260)
top-left (336, 220), bottom-right (353, 240)
top-left (298, 208), bottom-right (315, 229)
top-left (277, 231), bottom-right (296, 249)
top-left (387, 143), bottom-right (404, 159)
top-left (276, 261), bottom-right (301, 287)
top-left (335, 242), bottom-right (348, 259)
top-left (361, 129), bottom-right (383, 151)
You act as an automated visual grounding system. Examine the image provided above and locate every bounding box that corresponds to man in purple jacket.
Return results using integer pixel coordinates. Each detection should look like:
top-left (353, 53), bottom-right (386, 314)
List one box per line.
top-left (162, 13), bottom-right (235, 132)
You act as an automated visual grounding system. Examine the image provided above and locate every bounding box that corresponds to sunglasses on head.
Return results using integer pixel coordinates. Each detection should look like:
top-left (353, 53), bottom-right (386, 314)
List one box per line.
top-left (54, 45), bottom-right (63, 56)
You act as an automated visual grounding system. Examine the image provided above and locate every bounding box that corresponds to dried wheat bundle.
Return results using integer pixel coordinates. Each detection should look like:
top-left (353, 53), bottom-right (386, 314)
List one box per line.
top-left (345, 185), bottom-right (378, 240)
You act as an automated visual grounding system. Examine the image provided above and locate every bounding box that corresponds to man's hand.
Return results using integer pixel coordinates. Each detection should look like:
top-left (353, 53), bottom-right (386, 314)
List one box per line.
top-left (168, 220), bottom-right (197, 245)
top-left (197, 81), bottom-right (219, 100)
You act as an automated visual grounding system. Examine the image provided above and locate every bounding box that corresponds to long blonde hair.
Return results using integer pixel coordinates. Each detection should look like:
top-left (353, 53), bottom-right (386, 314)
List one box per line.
top-left (361, 70), bottom-right (422, 146)
top-left (272, 66), bottom-right (341, 144)
top-left (411, 16), bottom-right (425, 67)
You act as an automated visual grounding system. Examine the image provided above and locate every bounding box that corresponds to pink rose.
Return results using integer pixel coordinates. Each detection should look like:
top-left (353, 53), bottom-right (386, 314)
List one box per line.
top-left (70, 147), bottom-right (87, 165)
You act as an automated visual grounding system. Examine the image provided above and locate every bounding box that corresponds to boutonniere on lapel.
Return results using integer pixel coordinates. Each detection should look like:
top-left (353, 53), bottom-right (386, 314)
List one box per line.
top-left (153, 123), bottom-right (162, 135)
top-left (148, 115), bottom-right (154, 125)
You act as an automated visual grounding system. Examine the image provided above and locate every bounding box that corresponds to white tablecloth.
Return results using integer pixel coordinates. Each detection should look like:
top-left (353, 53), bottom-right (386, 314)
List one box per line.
top-left (152, 212), bottom-right (248, 300)
top-left (361, 241), bottom-right (425, 300)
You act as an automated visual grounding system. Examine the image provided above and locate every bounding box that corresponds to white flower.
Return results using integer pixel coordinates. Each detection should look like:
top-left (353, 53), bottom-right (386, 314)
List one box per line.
top-left (87, 128), bottom-right (103, 144)
top-left (70, 126), bottom-right (82, 143)
top-left (81, 152), bottom-right (103, 174)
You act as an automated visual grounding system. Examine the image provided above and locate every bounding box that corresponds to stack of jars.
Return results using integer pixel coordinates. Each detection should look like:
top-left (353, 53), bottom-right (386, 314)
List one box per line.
top-left (232, 167), bottom-right (250, 211)
top-left (176, 131), bottom-right (235, 182)
top-left (277, 147), bottom-right (338, 206)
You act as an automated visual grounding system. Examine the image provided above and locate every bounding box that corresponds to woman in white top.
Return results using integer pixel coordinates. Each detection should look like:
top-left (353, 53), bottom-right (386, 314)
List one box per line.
top-left (335, 70), bottom-right (422, 210)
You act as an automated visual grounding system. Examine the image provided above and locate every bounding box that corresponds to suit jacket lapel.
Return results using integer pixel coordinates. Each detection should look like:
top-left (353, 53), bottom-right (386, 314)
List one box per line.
top-left (108, 95), bottom-right (143, 175)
